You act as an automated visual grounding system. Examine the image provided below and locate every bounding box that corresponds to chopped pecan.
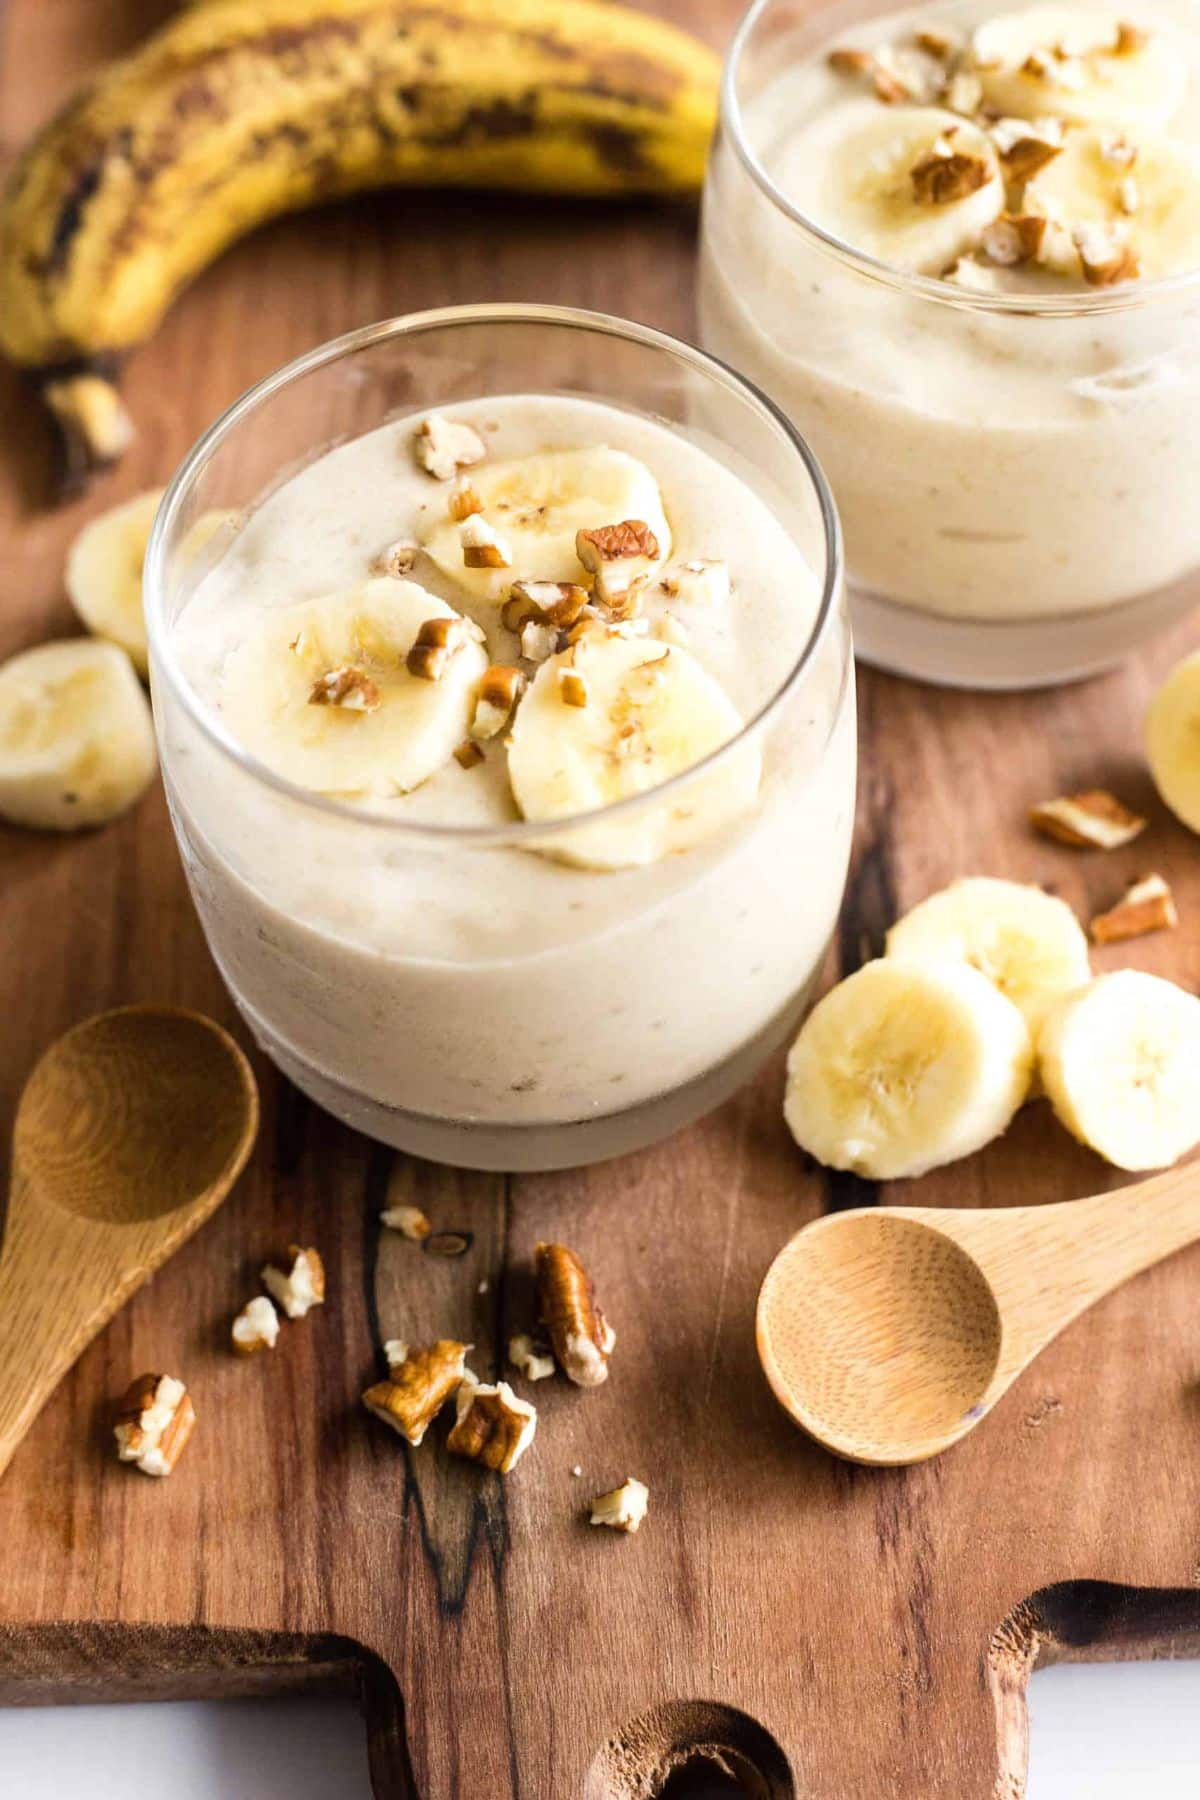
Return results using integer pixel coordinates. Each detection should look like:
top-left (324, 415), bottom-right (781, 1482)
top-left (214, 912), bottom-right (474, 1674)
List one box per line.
top-left (414, 413), bottom-right (486, 481)
top-left (113, 1373), bottom-right (195, 1477)
top-left (589, 1477), bottom-right (649, 1533)
top-left (502, 580), bottom-right (590, 633)
top-left (470, 663), bottom-right (527, 740)
top-left (508, 1333), bottom-right (556, 1382)
top-left (1030, 789), bottom-right (1146, 849)
top-left (576, 521), bottom-right (660, 609)
top-left (911, 138), bottom-right (992, 205)
top-left (460, 513), bottom-right (512, 570)
top-left (308, 665), bottom-right (381, 712)
top-left (1090, 873), bottom-right (1178, 943)
top-left (447, 1379), bottom-right (537, 1473)
top-left (361, 1340), bottom-right (470, 1446)
top-left (380, 1204), bottom-right (432, 1240)
top-left (535, 1242), bottom-right (615, 1389)
top-left (232, 1295), bottom-right (279, 1356)
top-left (261, 1245), bottom-right (325, 1319)
top-left (406, 615), bottom-right (472, 682)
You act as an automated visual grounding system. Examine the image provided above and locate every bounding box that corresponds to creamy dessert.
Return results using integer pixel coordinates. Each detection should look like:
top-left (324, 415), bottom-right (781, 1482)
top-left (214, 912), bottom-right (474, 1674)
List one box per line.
top-left (699, 0), bottom-right (1200, 684)
top-left (159, 388), bottom-right (853, 1169)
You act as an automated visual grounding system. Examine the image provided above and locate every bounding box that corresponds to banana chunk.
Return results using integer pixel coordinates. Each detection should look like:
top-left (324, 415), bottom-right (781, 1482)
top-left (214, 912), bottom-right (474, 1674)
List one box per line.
top-left (507, 633), bottom-right (759, 869)
top-left (971, 8), bottom-right (1186, 130)
top-left (1038, 971), bottom-right (1200, 1170)
top-left (66, 489), bottom-right (164, 675)
top-left (779, 100), bottom-right (1004, 275)
top-left (784, 958), bottom-right (1033, 1180)
top-left (1146, 648), bottom-right (1200, 833)
top-left (885, 876), bottom-right (1091, 1039)
top-left (0, 638), bottom-right (157, 831)
top-left (421, 448), bottom-right (671, 602)
top-left (219, 578), bottom-right (487, 799)
top-left (1023, 127), bottom-right (1200, 280)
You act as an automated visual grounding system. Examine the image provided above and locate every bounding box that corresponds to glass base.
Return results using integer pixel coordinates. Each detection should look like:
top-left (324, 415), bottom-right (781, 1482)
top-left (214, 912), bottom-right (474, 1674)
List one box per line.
top-left (228, 982), bottom-right (815, 1173)
top-left (851, 577), bottom-right (1198, 691)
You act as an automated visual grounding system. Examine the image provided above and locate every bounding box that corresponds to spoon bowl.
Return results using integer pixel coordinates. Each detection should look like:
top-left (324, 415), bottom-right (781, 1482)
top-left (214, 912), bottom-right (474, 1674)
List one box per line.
top-left (0, 1006), bottom-right (258, 1478)
top-left (758, 1160), bottom-right (1200, 1466)
top-left (758, 1212), bottom-right (1002, 1465)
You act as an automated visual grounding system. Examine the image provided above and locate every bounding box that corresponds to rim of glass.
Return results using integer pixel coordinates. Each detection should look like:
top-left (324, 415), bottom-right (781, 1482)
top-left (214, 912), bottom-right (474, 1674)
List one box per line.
top-left (721, 0), bottom-right (1200, 316)
top-left (146, 302), bottom-right (845, 847)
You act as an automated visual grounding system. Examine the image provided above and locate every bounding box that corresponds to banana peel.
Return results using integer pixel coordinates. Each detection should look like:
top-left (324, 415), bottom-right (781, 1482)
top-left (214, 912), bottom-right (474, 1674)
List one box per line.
top-left (0, 0), bottom-right (720, 493)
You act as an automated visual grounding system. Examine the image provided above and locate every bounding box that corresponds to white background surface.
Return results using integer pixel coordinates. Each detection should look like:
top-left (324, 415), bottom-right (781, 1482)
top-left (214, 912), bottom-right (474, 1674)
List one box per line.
top-left (1, 1660), bottom-right (1198, 1795)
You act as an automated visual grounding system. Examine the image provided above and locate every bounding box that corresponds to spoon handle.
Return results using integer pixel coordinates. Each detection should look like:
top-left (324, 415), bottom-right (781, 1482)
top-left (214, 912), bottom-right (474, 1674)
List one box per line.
top-left (957, 1159), bottom-right (1200, 1369)
top-left (0, 1181), bottom-right (125, 1480)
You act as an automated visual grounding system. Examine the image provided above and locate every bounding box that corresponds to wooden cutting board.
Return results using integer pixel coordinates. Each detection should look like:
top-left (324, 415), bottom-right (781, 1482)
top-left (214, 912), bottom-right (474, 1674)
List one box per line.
top-left (2, 4), bottom-right (1199, 1794)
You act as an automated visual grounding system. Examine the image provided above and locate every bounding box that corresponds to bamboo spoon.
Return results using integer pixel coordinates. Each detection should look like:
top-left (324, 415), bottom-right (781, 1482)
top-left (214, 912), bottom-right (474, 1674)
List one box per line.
top-left (757, 1162), bottom-right (1200, 1466)
top-left (0, 1006), bottom-right (258, 1479)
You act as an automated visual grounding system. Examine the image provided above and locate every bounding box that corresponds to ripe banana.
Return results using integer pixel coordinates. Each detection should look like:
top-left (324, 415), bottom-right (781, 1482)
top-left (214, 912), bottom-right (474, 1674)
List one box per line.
top-left (1038, 970), bottom-right (1200, 1170)
top-left (66, 489), bottom-right (164, 674)
top-left (1023, 126), bottom-right (1200, 280)
top-left (1146, 648), bottom-right (1200, 833)
top-left (885, 875), bottom-right (1091, 1040)
top-left (219, 577), bottom-right (489, 796)
top-left (777, 101), bottom-right (1004, 275)
top-left (0, 638), bottom-right (158, 830)
top-left (507, 629), bottom-right (760, 869)
top-left (422, 447), bottom-right (672, 603)
top-left (783, 957), bottom-right (1033, 1181)
top-left (0, 0), bottom-right (719, 489)
top-left (972, 6), bottom-right (1186, 130)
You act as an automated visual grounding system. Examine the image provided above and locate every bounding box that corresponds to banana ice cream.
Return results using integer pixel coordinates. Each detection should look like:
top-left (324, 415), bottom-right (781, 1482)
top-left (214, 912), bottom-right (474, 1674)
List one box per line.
top-left (162, 394), bottom-right (853, 1167)
top-left (699, 0), bottom-right (1200, 680)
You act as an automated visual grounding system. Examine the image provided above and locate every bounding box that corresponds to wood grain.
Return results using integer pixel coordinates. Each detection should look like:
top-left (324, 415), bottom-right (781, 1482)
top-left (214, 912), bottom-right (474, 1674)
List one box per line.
top-left (2, 3), bottom-right (1200, 1795)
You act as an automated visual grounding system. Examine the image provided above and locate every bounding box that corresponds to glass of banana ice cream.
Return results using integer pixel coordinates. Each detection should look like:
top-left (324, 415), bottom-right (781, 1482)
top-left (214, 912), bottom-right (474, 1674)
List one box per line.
top-left (146, 306), bottom-right (853, 1172)
top-left (699, 0), bottom-right (1200, 688)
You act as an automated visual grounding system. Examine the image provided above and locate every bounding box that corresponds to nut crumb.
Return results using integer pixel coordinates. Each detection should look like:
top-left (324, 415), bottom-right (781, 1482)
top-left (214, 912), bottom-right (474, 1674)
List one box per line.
top-left (447, 1378), bottom-right (537, 1473)
top-left (232, 1295), bottom-right (279, 1356)
top-left (383, 1339), bottom-right (409, 1372)
top-left (1074, 223), bottom-right (1139, 286)
top-left (471, 663), bottom-right (527, 739)
top-left (981, 213), bottom-right (1047, 265)
top-left (454, 739), bottom-right (484, 770)
top-left (1089, 872), bottom-right (1178, 943)
top-left (380, 1204), bottom-right (432, 1240)
top-left (536, 1242), bottom-right (615, 1388)
top-left (460, 513), bottom-right (512, 570)
top-left (827, 45), bottom-right (874, 75)
top-left (414, 413), bottom-right (486, 481)
top-left (571, 1463), bottom-right (584, 1478)
top-left (308, 665), bottom-right (381, 712)
top-left (503, 580), bottom-right (589, 633)
top-left (559, 667), bottom-right (589, 709)
top-left (113, 1374), bottom-right (195, 1477)
top-left (449, 481), bottom-right (483, 522)
top-left (371, 538), bottom-right (419, 578)
top-left (1030, 789), bottom-right (1146, 849)
top-left (508, 1333), bottom-right (556, 1381)
top-left (911, 136), bottom-right (992, 205)
top-left (589, 1477), bottom-right (649, 1533)
top-left (362, 1340), bottom-right (470, 1445)
top-left (520, 618), bottom-right (559, 664)
top-left (576, 521), bottom-right (660, 608)
top-left (261, 1245), bottom-right (325, 1319)
top-left (406, 615), bottom-right (472, 682)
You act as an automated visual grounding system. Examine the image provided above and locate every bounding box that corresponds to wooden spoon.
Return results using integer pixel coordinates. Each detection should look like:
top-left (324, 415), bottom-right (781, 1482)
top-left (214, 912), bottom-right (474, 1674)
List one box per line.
top-left (0, 1006), bottom-right (258, 1479)
top-left (757, 1162), bottom-right (1199, 1466)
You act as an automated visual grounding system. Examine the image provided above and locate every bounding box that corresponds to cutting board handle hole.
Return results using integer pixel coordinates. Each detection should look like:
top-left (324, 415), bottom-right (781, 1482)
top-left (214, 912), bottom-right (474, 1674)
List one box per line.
top-left (586, 1701), bottom-right (794, 1799)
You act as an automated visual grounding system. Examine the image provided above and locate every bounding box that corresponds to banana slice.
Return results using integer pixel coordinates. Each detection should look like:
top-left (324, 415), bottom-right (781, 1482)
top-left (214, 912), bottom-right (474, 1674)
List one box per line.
top-left (66, 489), bottom-right (163, 675)
top-left (1023, 126), bottom-right (1200, 278)
top-left (421, 448), bottom-right (671, 602)
top-left (1146, 648), bottom-right (1200, 833)
top-left (507, 631), bottom-right (760, 869)
top-left (219, 577), bottom-right (488, 799)
top-left (885, 876), bottom-right (1090, 1040)
top-left (971, 9), bottom-right (1186, 130)
top-left (0, 638), bottom-right (157, 830)
top-left (784, 957), bottom-right (1033, 1180)
top-left (1038, 970), bottom-right (1200, 1169)
top-left (777, 100), bottom-right (1004, 274)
